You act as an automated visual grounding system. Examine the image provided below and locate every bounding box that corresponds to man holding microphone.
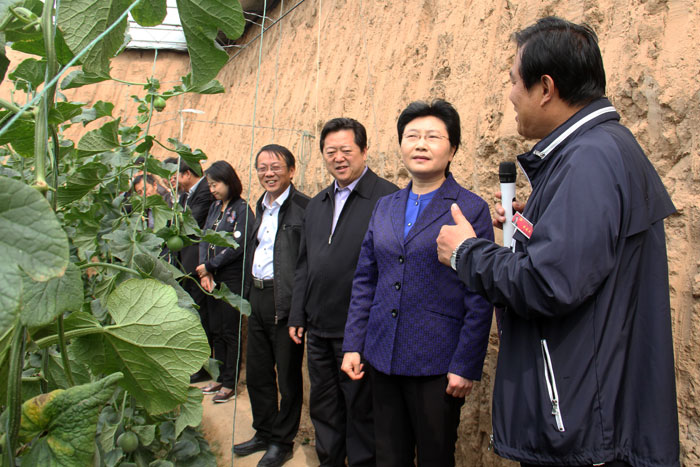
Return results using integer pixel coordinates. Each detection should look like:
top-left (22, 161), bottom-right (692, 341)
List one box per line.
top-left (438, 16), bottom-right (679, 467)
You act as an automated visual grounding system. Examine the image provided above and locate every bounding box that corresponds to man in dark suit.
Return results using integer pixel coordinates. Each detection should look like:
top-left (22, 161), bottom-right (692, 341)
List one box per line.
top-left (166, 157), bottom-right (215, 383)
top-left (288, 118), bottom-right (398, 467)
top-left (232, 144), bottom-right (309, 467)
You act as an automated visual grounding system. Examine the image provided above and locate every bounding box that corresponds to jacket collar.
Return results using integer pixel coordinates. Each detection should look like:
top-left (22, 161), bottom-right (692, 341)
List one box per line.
top-left (253, 184), bottom-right (298, 232)
top-left (517, 98), bottom-right (619, 188)
top-left (390, 173), bottom-right (460, 245)
top-left (321, 167), bottom-right (378, 202)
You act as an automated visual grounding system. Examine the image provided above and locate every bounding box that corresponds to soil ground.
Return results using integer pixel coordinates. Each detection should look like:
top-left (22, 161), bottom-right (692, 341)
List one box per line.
top-left (196, 381), bottom-right (318, 467)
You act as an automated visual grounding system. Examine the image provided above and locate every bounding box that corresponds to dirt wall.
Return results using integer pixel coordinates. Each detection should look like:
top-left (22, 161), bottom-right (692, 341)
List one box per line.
top-left (2, 0), bottom-right (698, 465)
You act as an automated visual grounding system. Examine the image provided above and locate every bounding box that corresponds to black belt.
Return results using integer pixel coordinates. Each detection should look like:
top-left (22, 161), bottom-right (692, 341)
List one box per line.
top-left (252, 277), bottom-right (274, 289)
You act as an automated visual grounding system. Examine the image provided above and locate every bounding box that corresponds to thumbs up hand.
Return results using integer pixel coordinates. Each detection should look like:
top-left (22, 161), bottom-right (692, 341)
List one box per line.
top-left (437, 204), bottom-right (476, 267)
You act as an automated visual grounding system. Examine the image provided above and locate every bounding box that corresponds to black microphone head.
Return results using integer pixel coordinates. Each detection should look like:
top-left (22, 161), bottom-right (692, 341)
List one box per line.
top-left (499, 161), bottom-right (517, 183)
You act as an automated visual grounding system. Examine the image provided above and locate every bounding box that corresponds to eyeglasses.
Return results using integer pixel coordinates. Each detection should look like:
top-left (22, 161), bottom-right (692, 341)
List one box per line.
top-left (256, 165), bottom-right (287, 174)
top-left (402, 133), bottom-right (449, 144)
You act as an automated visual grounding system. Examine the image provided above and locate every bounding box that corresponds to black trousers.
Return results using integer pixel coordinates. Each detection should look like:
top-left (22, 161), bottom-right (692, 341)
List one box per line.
top-left (306, 332), bottom-right (375, 467)
top-left (246, 285), bottom-right (304, 446)
top-left (370, 367), bottom-right (464, 467)
top-left (205, 284), bottom-right (241, 388)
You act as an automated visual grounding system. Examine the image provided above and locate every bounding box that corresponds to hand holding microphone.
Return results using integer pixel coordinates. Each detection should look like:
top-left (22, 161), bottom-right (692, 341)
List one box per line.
top-left (499, 162), bottom-right (517, 247)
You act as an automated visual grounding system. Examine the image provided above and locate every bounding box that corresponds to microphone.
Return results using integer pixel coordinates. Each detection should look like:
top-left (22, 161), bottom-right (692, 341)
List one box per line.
top-left (499, 162), bottom-right (517, 247)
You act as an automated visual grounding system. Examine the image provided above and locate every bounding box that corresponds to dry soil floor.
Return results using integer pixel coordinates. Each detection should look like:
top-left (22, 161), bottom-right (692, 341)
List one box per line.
top-left (196, 382), bottom-right (318, 467)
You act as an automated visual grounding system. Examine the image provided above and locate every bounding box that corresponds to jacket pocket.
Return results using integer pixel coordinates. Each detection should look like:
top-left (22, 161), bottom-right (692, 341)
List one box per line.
top-left (540, 339), bottom-right (566, 432)
top-left (426, 307), bottom-right (461, 322)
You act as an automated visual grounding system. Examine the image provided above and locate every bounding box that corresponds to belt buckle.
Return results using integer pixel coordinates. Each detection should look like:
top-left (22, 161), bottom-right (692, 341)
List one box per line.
top-left (253, 277), bottom-right (264, 289)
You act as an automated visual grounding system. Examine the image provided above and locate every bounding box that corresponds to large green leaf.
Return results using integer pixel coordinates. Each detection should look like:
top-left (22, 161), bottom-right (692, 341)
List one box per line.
top-left (20, 262), bottom-right (83, 327)
top-left (48, 101), bottom-right (86, 125)
top-left (46, 345), bottom-right (92, 389)
top-left (74, 279), bottom-right (209, 414)
top-left (131, 0), bottom-right (167, 26)
top-left (57, 0), bottom-right (130, 75)
top-left (176, 0), bottom-right (245, 86)
top-left (69, 100), bottom-right (114, 126)
top-left (0, 177), bottom-right (69, 334)
top-left (0, 1), bottom-right (25, 29)
top-left (103, 226), bottom-right (163, 265)
top-left (200, 229), bottom-right (238, 248)
top-left (56, 161), bottom-right (109, 206)
top-left (132, 254), bottom-right (195, 312)
top-left (0, 110), bottom-right (35, 157)
top-left (175, 75), bottom-right (225, 95)
top-left (129, 193), bottom-right (173, 232)
top-left (18, 372), bottom-right (123, 466)
top-left (175, 386), bottom-right (203, 437)
top-left (7, 57), bottom-right (45, 90)
top-left (166, 138), bottom-right (207, 176)
top-left (76, 118), bottom-right (121, 157)
top-left (211, 282), bottom-right (251, 316)
top-left (60, 68), bottom-right (111, 90)
top-left (10, 27), bottom-right (76, 66)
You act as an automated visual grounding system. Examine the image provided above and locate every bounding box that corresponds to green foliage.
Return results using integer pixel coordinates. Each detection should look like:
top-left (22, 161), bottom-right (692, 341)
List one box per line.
top-left (0, 0), bottom-right (247, 463)
top-left (0, 176), bottom-right (69, 323)
top-left (17, 373), bottom-right (124, 466)
top-left (57, 0), bottom-right (129, 75)
top-left (7, 57), bottom-right (45, 89)
top-left (72, 279), bottom-right (210, 414)
top-left (0, 111), bottom-right (35, 157)
top-left (131, 0), bottom-right (167, 27)
top-left (176, 0), bottom-right (245, 85)
top-left (19, 263), bottom-right (83, 327)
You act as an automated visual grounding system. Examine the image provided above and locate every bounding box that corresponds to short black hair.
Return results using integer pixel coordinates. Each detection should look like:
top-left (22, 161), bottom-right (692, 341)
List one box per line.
top-left (397, 99), bottom-right (461, 176)
top-left (132, 173), bottom-right (156, 187)
top-left (514, 16), bottom-right (606, 107)
top-left (320, 118), bottom-right (367, 153)
top-left (204, 161), bottom-right (242, 202)
top-left (164, 156), bottom-right (198, 176)
top-left (255, 144), bottom-right (296, 170)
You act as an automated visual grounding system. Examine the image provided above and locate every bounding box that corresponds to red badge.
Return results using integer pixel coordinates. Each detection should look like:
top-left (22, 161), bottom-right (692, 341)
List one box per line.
top-left (512, 212), bottom-right (533, 239)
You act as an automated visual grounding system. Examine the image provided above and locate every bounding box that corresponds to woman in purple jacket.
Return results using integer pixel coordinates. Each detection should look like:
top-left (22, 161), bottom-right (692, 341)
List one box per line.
top-left (341, 100), bottom-right (493, 466)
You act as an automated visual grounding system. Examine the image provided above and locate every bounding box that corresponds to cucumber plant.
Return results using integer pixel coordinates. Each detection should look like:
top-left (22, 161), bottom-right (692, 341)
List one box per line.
top-left (0, 0), bottom-right (251, 465)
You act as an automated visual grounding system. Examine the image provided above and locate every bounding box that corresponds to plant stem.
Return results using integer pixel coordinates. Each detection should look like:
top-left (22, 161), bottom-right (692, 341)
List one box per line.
top-left (40, 349), bottom-right (49, 393)
top-left (49, 125), bottom-right (60, 210)
top-left (0, 98), bottom-right (23, 115)
top-left (120, 389), bottom-right (128, 423)
top-left (33, 0), bottom-right (59, 190)
top-left (57, 315), bottom-right (75, 386)
top-left (77, 261), bottom-right (140, 275)
top-left (34, 326), bottom-right (104, 349)
top-left (140, 50), bottom-right (158, 227)
top-left (4, 327), bottom-right (27, 467)
top-left (111, 77), bottom-right (148, 86)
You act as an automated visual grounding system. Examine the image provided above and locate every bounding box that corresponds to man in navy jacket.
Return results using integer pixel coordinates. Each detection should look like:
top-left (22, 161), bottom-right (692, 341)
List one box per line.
top-left (437, 17), bottom-right (679, 467)
top-left (289, 118), bottom-right (398, 467)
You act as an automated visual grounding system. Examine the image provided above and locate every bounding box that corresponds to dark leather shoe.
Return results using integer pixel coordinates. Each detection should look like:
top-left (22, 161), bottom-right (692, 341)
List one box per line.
top-left (189, 369), bottom-right (210, 384)
top-left (257, 443), bottom-right (293, 467)
top-left (233, 435), bottom-right (269, 456)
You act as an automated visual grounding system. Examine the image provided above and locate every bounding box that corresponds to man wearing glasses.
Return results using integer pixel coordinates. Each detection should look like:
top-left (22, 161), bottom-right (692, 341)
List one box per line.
top-left (234, 144), bottom-right (309, 467)
top-left (289, 118), bottom-right (398, 467)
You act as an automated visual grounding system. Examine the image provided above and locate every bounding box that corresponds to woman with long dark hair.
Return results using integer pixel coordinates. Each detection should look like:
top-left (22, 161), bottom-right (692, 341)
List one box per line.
top-left (197, 161), bottom-right (255, 403)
